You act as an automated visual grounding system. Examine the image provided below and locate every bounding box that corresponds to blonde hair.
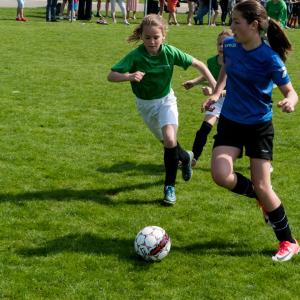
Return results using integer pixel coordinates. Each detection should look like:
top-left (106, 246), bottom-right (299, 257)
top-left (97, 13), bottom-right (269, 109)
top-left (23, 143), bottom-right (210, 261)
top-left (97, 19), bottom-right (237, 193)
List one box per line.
top-left (127, 14), bottom-right (167, 43)
top-left (218, 29), bottom-right (233, 40)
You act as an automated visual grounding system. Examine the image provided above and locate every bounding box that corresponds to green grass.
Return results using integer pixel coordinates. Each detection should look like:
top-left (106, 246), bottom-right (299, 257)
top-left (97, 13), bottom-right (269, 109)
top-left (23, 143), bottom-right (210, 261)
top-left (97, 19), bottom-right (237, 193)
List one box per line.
top-left (1, 7), bottom-right (300, 299)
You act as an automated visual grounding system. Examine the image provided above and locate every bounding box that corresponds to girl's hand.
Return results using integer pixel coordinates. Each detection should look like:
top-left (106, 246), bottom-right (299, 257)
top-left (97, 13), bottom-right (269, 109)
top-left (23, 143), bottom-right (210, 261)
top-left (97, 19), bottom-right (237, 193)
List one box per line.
top-left (201, 94), bottom-right (219, 112)
top-left (202, 86), bottom-right (213, 96)
top-left (182, 80), bottom-right (195, 90)
top-left (129, 71), bottom-right (145, 82)
top-left (277, 98), bottom-right (296, 113)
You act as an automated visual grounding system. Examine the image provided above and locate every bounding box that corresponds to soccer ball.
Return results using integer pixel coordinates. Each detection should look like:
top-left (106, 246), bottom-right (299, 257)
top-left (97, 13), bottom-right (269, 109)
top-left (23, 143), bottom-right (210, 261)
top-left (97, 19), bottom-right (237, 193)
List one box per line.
top-left (134, 226), bottom-right (171, 262)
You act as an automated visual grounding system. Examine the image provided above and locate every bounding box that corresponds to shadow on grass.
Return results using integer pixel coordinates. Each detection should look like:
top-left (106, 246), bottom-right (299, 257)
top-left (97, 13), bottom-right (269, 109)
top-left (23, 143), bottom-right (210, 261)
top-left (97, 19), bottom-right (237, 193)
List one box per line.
top-left (18, 233), bottom-right (274, 262)
top-left (172, 239), bottom-right (274, 257)
top-left (0, 180), bottom-right (163, 206)
top-left (97, 161), bottom-right (164, 175)
top-left (18, 232), bottom-right (152, 267)
top-left (97, 161), bottom-right (249, 176)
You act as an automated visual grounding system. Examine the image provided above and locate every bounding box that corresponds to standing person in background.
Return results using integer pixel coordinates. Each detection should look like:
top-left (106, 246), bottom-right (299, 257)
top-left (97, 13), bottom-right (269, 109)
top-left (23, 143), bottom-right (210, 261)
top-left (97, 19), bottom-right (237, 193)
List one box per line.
top-left (127, 0), bottom-right (138, 19)
top-left (220, 0), bottom-right (229, 25)
top-left (67, 0), bottom-right (79, 20)
top-left (96, 0), bottom-right (110, 17)
top-left (46, 0), bottom-right (58, 21)
top-left (167, 0), bottom-right (179, 25)
top-left (78, 0), bottom-right (92, 20)
top-left (111, 0), bottom-right (129, 24)
top-left (107, 14), bottom-right (216, 205)
top-left (16, 0), bottom-right (27, 21)
top-left (194, 0), bottom-right (219, 26)
top-left (187, 0), bottom-right (194, 25)
top-left (204, 0), bottom-right (299, 262)
top-left (183, 29), bottom-right (233, 167)
top-left (266, 0), bottom-right (288, 28)
top-left (59, 0), bottom-right (68, 19)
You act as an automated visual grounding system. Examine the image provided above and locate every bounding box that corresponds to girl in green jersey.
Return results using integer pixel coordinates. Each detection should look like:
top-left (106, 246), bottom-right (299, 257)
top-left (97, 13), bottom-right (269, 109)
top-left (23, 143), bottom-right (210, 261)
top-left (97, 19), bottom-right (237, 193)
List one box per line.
top-left (108, 14), bottom-right (216, 205)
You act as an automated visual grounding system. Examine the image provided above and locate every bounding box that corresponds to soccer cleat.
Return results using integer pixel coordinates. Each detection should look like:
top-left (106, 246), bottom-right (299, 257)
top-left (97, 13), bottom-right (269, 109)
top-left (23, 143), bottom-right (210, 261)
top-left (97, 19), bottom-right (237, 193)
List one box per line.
top-left (272, 240), bottom-right (299, 262)
top-left (191, 158), bottom-right (197, 168)
top-left (181, 151), bottom-right (193, 181)
top-left (163, 185), bottom-right (176, 205)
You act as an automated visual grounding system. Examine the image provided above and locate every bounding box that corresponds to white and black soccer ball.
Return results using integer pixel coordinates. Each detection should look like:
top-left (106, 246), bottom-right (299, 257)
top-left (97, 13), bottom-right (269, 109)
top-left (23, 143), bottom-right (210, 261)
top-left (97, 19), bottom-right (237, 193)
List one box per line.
top-left (134, 226), bottom-right (171, 262)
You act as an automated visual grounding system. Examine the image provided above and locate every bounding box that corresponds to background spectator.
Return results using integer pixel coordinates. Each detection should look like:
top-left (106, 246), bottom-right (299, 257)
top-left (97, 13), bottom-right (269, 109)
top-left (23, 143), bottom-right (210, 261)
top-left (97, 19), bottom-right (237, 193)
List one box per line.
top-left (78, 0), bottom-right (92, 20)
top-left (16, 0), bottom-right (27, 21)
top-left (46, 0), bottom-right (58, 21)
top-left (127, 0), bottom-right (138, 19)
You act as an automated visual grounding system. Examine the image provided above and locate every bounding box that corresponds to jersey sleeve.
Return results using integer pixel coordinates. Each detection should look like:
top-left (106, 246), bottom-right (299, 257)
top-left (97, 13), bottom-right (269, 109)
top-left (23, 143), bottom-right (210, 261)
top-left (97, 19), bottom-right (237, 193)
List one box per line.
top-left (270, 54), bottom-right (290, 86)
top-left (111, 50), bottom-right (136, 73)
top-left (167, 45), bottom-right (193, 70)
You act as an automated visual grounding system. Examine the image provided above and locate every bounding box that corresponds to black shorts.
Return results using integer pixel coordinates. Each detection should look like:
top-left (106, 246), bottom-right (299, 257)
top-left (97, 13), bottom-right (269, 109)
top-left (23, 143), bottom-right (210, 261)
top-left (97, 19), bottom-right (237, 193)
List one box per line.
top-left (213, 115), bottom-right (274, 160)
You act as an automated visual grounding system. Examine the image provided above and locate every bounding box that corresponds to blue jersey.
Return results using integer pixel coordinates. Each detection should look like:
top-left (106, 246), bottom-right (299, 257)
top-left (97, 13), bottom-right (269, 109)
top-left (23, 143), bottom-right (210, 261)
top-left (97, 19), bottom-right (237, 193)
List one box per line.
top-left (222, 37), bottom-right (290, 124)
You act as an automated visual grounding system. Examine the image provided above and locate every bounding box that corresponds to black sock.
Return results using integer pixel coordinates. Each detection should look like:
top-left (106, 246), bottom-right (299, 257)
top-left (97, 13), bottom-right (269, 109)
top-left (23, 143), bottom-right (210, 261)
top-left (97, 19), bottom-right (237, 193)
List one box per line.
top-left (192, 121), bottom-right (212, 161)
top-left (164, 146), bottom-right (178, 186)
top-left (231, 172), bottom-right (257, 198)
top-left (268, 204), bottom-right (295, 243)
top-left (177, 142), bottom-right (189, 163)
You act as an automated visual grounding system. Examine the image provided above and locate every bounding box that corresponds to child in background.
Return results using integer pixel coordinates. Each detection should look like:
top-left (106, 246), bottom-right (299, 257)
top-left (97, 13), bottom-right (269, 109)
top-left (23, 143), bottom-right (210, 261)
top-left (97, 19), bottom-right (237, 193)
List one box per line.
top-left (16, 0), bottom-right (27, 21)
top-left (183, 29), bottom-right (233, 167)
top-left (67, 0), bottom-right (79, 21)
top-left (167, 0), bottom-right (179, 25)
top-left (107, 14), bottom-right (216, 205)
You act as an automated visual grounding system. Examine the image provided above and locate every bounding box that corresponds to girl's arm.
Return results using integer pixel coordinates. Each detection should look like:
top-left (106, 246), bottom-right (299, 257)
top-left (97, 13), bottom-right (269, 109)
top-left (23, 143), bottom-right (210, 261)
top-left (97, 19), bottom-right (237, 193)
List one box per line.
top-left (277, 82), bottom-right (298, 113)
top-left (182, 76), bottom-right (206, 90)
top-left (191, 58), bottom-right (217, 89)
top-left (202, 65), bottom-right (227, 112)
top-left (107, 70), bottom-right (145, 82)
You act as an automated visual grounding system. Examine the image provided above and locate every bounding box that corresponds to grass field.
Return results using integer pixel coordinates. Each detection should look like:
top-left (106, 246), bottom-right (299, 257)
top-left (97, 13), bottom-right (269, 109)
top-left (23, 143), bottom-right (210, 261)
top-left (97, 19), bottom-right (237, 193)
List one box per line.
top-left (0, 7), bottom-right (300, 299)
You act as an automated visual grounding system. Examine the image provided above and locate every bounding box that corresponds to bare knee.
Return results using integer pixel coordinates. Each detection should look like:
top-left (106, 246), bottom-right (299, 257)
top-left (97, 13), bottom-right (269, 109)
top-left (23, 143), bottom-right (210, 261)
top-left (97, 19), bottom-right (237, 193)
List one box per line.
top-left (163, 137), bottom-right (176, 148)
top-left (211, 168), bottom-right (235, 189)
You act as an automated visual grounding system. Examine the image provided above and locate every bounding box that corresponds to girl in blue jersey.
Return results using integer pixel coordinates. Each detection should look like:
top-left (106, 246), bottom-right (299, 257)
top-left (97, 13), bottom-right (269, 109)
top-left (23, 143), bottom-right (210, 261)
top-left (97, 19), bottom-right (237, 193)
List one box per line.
top-left (204, 0), bottom-right (299, 262)
top-left (108, 14), bottom-right (216, 205)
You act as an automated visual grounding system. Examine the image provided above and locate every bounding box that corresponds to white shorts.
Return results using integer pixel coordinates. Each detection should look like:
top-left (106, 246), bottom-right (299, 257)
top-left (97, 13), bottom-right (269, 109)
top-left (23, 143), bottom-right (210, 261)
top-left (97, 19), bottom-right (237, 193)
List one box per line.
top-left (136, 90), bottom-right (178, 141)
top-left (205, 96), bottom-right (225, 118)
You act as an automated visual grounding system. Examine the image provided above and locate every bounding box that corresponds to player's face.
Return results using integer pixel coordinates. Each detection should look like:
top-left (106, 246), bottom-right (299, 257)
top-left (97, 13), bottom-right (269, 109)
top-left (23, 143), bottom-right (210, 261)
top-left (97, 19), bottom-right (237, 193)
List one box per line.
top-left (231, 10), bottom-right (257, 44)
top-left (141, 25), bottom-right (165, 55)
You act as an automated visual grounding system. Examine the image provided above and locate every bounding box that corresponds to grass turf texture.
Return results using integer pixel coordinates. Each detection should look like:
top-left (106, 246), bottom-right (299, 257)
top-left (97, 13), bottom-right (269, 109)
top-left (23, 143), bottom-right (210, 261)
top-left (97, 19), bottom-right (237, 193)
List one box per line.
top-left (1, 7), bottom-right (300, 299)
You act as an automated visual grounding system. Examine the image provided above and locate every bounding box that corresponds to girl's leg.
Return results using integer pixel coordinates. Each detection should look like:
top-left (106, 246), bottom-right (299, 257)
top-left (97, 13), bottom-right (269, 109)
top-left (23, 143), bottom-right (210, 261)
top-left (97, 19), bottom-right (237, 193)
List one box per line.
top-left (105, 0), bottom-right (110, 17)
top-left (97, 0), bottom-right (101, 15)
top-left (111, 0), bottom-right (116, 22)
top-left (250, 158), bottom-right (298, 261)
top-left (187, 0), bottom-right (194, 25)
top-left (162, 124), bottom-right (178, 204)
top-left (211, 9), bottom-right (218, 25)
top-left (192, 115), bottom-right (217, 163)
top-left (117, 0), bottom-right (128, 24)
top-left (211, 145), bottom-right (241, 190)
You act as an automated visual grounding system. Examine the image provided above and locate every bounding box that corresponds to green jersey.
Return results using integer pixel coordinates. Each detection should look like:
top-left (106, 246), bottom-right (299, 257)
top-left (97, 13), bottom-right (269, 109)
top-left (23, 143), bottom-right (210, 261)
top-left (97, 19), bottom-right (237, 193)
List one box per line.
top-left (111, 44), bottom-right (193, 100)
top-left (207, 55), bottom-right (221, 80)
top-left (266, 0), bottom-right (287, 28)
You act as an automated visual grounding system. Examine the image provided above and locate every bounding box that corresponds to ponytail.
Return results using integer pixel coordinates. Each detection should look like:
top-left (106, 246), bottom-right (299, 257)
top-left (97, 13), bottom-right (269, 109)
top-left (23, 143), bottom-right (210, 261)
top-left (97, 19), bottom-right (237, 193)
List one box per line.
top-left (267, 18), bottom-right (292, 62)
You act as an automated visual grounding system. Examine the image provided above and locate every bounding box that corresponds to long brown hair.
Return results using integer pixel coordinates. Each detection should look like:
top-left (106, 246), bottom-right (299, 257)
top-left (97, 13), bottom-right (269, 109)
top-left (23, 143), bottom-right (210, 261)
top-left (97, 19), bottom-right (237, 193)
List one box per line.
top-left (234, 0), bottom-right (292, 61)
top-left (127, 14), bottom-right (167, 43)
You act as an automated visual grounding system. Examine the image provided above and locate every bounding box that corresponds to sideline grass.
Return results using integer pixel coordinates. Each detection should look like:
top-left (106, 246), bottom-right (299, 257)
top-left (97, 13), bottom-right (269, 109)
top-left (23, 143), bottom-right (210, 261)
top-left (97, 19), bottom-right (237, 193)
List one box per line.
top-left (0, 8), bottom-right (300, 299)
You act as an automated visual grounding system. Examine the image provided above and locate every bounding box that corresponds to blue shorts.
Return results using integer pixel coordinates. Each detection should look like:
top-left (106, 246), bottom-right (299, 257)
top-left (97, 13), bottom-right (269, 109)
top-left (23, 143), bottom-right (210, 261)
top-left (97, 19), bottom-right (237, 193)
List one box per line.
top-left (68, 2), bottom-right (78, 10)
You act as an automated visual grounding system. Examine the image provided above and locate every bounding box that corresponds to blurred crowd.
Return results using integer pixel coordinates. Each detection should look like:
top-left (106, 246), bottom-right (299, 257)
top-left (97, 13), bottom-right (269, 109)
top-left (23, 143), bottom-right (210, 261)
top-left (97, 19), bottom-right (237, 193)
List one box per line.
top-left (15, 0), bottom-right (300, 29)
